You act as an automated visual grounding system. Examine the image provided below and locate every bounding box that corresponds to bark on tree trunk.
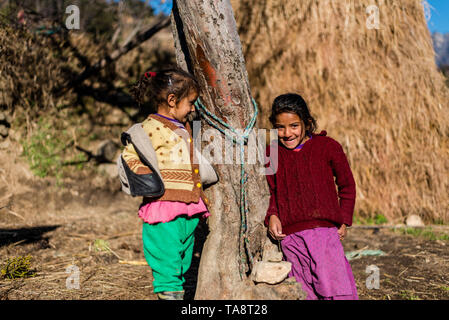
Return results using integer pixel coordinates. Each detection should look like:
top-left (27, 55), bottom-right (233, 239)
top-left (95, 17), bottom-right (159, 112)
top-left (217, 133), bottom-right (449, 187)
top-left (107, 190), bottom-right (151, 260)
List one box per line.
top-left (171, 0), bottom-right (305, 300)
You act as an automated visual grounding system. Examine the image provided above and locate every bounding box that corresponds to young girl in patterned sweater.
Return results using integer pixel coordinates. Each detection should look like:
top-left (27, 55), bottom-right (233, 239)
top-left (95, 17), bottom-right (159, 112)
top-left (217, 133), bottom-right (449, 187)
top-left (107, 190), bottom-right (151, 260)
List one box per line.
top-left (265, 93), bottom-right (358, 300)
top-left (123, 68), bottom-right (209, 300)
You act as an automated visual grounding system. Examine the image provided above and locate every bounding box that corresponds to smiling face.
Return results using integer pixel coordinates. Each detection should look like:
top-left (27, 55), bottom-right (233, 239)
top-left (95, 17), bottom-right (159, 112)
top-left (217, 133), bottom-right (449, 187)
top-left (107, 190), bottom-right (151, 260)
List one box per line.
top-left (168, 90), bottom-right (198, 123)
top-left (274, 112), bottom-right (309, 149)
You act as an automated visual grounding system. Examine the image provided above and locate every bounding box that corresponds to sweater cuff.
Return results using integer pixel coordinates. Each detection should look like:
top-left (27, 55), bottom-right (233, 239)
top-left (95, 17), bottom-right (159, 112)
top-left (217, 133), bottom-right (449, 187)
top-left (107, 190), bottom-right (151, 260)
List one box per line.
top-left (264, 212), bottom-right (278, 227)
top-left (342, 213), bottom-right (353, 227)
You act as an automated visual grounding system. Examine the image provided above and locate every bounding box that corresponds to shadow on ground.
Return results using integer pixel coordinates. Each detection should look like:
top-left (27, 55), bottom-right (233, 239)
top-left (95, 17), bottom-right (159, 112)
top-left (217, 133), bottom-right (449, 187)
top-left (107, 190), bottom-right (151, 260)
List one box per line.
top-left (0, 226), bottom-right (60, 248)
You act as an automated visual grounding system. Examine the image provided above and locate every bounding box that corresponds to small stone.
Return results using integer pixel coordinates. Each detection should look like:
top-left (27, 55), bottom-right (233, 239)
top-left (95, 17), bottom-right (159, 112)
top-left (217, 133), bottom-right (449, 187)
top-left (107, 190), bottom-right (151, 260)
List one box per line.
top-left (98, 163), bottom-right (119, 178)
top-left (53, 251), bottom-right (66, 257)
top-left (262, 237), bottom-right (283, 262)
top-left (0, 139), bottom-right (10, 149)
top-left (95, 140), bottom-right (119, 162)
top-left (0, 111), bottom-right (12, 124)
top-left (0, 124), bottom-right (8, 137)
top-left (405, 214), bottom-right (425, 227)
top-left (251, 261), bottom-right (292, 285)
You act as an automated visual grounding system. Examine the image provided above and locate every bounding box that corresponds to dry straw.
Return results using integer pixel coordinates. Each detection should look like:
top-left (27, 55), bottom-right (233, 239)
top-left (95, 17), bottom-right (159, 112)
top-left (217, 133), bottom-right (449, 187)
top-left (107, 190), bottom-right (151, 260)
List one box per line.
top-left (232, 0), bottom-right (449, 224)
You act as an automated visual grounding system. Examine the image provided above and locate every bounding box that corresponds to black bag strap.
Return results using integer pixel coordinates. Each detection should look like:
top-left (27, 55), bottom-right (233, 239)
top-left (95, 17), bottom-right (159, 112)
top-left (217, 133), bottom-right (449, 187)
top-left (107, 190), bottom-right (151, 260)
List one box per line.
top-left (121, 132), bottom-right (156, 173)
top-left (121, 131), bottom-right (131, 147)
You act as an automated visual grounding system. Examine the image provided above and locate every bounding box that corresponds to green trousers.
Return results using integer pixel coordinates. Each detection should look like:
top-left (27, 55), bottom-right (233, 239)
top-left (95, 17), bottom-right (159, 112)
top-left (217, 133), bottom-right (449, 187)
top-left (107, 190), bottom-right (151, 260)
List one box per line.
top-left (142, 215), bottom-right (199, 293)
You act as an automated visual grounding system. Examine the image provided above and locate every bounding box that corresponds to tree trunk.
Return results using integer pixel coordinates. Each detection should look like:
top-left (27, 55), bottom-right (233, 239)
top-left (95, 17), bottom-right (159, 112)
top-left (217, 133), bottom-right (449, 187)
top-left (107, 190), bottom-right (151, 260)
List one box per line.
top-left (171, 0), bottom-right (305, 300)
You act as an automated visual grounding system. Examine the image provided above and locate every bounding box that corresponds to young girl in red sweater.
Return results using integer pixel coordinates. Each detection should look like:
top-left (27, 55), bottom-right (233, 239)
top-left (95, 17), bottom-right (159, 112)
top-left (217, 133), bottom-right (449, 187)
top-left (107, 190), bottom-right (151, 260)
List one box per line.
top-left (265, 93), bottom-right (358, 300)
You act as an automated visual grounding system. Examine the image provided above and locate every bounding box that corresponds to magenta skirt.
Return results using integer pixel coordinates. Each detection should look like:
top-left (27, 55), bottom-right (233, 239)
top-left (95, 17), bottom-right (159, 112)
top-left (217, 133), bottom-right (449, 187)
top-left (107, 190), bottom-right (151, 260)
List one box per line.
top-left (281, 227), bottom-right (358, 300)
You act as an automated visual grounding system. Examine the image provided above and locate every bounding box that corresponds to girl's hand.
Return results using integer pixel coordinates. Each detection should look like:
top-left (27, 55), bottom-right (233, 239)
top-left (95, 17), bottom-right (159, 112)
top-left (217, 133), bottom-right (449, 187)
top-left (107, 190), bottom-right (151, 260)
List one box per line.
top-left (268, 215), bottom-right (286, 241)
top-left (338, 224), bottom-right (347, 241)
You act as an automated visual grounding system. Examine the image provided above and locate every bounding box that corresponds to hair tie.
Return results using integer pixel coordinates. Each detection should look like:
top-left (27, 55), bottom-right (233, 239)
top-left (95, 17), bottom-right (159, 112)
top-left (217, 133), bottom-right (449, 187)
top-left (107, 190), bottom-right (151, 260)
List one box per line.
top-left (144, 71), bottom-right (157, 79)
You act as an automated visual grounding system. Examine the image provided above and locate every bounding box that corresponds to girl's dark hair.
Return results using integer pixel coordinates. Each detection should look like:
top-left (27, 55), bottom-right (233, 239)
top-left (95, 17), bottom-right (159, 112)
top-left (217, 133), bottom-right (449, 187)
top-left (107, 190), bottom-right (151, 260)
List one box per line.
top-left (130, 67), bottom-right (200, 108)
top-left (269, 93), bottom-right (317, 135)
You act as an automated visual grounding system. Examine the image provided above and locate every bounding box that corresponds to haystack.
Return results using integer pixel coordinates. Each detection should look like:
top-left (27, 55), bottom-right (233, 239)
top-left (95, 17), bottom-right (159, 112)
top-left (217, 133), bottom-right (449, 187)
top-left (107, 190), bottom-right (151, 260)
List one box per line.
top-left (231, 0), bottom-right (449, 223)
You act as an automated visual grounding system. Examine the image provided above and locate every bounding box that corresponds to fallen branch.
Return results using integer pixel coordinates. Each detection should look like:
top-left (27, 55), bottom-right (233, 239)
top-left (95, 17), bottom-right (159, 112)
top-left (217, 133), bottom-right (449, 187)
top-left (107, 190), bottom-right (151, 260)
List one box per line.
top-left (67, 232), bottom-right (138, 241)
top-left (66, 233), bottom-right (95, 240)
top-left (3, 209), bottom-right (26, 221)
top-left (118, 260), bottom-right (147, 266)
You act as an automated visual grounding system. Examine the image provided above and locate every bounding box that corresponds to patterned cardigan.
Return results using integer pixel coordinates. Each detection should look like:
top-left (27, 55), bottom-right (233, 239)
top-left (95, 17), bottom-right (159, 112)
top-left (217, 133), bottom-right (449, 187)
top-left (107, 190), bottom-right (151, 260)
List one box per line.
top-left (122, 114), bottom-right (209, 206)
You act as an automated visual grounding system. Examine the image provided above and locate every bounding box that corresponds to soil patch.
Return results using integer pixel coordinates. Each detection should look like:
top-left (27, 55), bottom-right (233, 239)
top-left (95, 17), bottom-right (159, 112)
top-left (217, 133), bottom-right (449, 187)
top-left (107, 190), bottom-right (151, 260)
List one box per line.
top-left (343, 226), bottom-right (449, 300)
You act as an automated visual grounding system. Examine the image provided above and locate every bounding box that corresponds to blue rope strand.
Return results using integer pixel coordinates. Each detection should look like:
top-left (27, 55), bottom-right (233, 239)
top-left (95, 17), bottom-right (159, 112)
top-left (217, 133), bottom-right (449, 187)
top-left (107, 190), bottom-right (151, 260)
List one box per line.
top-left (195, 97), bottom-right (258, 279)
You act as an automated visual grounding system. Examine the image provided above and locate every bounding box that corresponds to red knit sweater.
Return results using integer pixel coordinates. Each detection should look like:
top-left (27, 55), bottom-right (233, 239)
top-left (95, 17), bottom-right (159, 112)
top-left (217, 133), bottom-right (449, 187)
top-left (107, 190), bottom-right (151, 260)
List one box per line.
top-left (264, 131), bottom-right (356, 235)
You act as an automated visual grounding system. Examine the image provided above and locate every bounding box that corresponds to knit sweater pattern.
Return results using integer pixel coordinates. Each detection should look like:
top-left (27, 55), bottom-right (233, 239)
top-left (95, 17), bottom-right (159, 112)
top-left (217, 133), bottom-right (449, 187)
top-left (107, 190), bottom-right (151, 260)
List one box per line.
top-left (122, 114), bottom-right (207, 205)
top-left (264, 131), bottom-right (356, 235)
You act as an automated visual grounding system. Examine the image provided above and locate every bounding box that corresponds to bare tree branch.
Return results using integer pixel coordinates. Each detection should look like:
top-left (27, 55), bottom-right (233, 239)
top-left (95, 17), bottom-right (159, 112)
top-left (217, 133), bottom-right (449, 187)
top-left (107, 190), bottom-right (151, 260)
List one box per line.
top-left (56, 15), bottom-right (171, 94)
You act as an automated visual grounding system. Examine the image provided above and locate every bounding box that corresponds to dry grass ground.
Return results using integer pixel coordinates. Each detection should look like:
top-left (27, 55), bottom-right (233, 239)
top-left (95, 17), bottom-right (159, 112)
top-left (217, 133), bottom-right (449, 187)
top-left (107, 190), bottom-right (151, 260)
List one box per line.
top-left (0, 138), bottom-right (153, 299)
top-left (344, 226), bottom-right (449, 300)
top-left (1, 138), bottom-right (448, 300)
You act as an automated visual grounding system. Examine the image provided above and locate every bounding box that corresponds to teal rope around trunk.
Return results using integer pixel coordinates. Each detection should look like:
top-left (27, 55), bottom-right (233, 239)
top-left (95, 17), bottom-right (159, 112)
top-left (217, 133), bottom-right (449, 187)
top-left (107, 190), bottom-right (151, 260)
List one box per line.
top-left (195, 97), bottom-right (258, 279)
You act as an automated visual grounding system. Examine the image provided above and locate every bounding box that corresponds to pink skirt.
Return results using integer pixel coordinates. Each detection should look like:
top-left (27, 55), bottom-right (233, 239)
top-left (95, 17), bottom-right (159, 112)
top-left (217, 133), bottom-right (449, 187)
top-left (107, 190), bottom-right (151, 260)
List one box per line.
top-left (281, 227), bottom-right (358, 300)
top-left (138, 198), bottom-right (210, 224)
